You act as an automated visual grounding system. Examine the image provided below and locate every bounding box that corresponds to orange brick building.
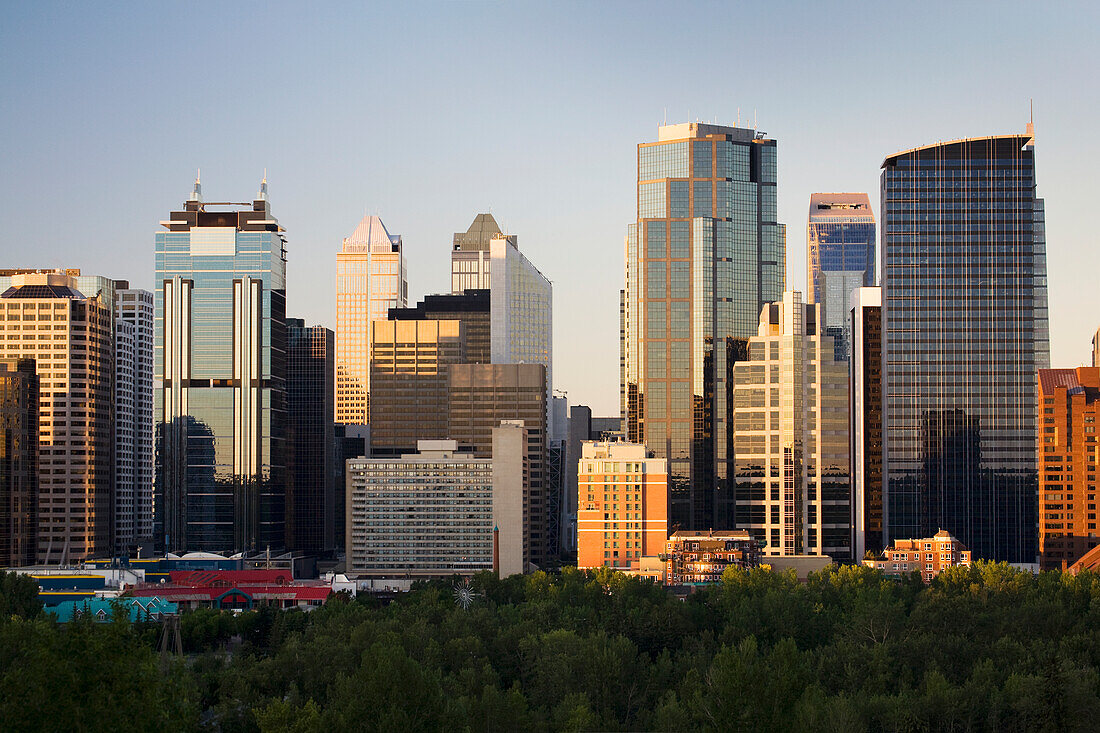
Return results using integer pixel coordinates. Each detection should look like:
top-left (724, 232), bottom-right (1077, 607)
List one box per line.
top-left (863, 529), bottom-right (971, 583)
top-left (1037, 367), bottom-right (1100, 570)
top-left (577, 442), bottom-right (667, 570)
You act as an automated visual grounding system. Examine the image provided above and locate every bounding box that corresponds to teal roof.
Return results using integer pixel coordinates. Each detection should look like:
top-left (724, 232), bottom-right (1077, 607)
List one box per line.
top-left (48, 597), bottom-right (178, 622)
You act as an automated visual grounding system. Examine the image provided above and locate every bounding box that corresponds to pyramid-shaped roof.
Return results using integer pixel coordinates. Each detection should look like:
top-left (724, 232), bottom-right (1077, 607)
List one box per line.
top-left (453, 213), bottom-right (503, 251)
top-left (342, 215), bottom-right (400, 253)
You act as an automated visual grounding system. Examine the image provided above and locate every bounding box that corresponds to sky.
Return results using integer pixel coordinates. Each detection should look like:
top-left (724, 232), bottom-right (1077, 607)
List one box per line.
top-left (2, 1), bottom-right (1098, 416)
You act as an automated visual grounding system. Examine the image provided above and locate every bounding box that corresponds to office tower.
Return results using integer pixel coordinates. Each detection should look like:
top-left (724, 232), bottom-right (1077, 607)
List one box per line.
top-left (333, 424), bottom-right (368, 553)
top-left (335, 215), bottom-right (407, 425)
top-left (622, 122), bottom-right (786, 532)
top-left (114, 288), bottom-right (154, 551)
top-left (806, 193), bottom-right (876, 362)
top-left (368, 319), bottom-right (465, 456)
top-left (881, 129), bottom-right (1049, 563)
top-left (546, 394), bottom-right (568, 563)
top-left (0, 273), bottom-right (113, 562)
top-left (389, 289), bottom-right (491, 362)
top-left (346, 426), bottom-right (528, 579)
top-left (850, 287), bottom-right (883, 559)
top-left (449, 214), bottom-right (553, 428)
top-left (287, 319), bottom-right (335, 554)
top-left (576, 441), bottom-right (668, 570)
top-left (1037, 367), bottom-right (1100, 570)
top-left (0, 359), bottom-right (39, 567)
top-left (155, 176), bottom-right (288, 553)
top-left (731, 291), bottom-right (851, 560)
top-left (447, 363), bottom-right (548, 567)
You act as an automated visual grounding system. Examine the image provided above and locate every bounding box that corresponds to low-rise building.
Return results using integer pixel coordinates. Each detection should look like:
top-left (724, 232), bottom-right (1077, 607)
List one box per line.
top-left (346, 423), bottom-right (528, 579)
top-left (664, 530), bottom-right (760, 584)
top-left (576, 441), bottom-right (667, 571)
top-left (863, 529), bottom-right (971, 582)
top-left (49, 597), bottom-right (177, 623)
top-left (128, 569), bottom-right (331, 610)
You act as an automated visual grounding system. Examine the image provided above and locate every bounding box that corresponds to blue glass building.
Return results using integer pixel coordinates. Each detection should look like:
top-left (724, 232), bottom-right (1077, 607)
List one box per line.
top-left (622, 122), bottom-right (786, 531)
top-left (807, 193), bottom-right (876, 362)
top-left (155, 176), bottom-right (288, 553)
top-left (881, 130), bottom-right (1049, 564)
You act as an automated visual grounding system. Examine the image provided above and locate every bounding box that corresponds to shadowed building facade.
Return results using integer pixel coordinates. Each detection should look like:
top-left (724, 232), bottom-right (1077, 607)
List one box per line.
top-left (0, 359), bottom-right (39, 567)
top-left (881, 129), bottom-right (1049, 564)
top-left (850, 286), bottom-right (883, 559)
top-left (623, 122), bottom-right (785, 532)
top-left (155, 177), bottom-right (288, 553)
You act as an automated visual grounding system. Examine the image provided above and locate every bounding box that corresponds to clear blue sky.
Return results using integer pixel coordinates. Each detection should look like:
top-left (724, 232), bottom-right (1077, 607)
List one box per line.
top-left (2, 1), bottom-right (1097, 415)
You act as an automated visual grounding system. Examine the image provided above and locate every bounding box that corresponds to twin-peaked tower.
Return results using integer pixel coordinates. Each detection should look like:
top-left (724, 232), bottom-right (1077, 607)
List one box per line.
top-left (622, 122), bottom-right (785, 531)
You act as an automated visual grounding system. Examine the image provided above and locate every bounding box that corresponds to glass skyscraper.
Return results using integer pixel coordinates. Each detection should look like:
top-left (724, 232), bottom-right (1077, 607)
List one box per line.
top-left (807, 193), bottom-right (876, 362)
top-left (622, 122), bottom-right (785, 530)
top-left (881, 128), bottom-right (1049, 564)
top-left (154, 177), bottom-right (288, 553)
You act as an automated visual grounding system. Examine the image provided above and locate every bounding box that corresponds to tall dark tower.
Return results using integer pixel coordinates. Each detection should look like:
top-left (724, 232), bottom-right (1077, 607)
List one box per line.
top-left (881, 128), bottom-right (1049, 564)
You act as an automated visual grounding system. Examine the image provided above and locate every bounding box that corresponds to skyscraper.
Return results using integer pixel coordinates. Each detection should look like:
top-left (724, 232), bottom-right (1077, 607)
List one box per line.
top-left (731, 291), bottom-right (850, 560)
top-left (115, 288), bottom-right (154, 551)
top-left (0, 273), bottom-right (113, 562)
top-left (335, 215), bottom-right (407, 425)
top-left (155, 176), bottom-right (288, 553)
top-left (622, 122), bottom-right (786, 531)
top-left (849, 286), bottom-right (883, 559)
top-left (0, 358), bottom-right (39, 567)
top-left (881, 128), bottom-right (1049, 564)
top-left (287, 319), bottom-right (335, 554)
top-left (807, 193), bottom-right (876, 362)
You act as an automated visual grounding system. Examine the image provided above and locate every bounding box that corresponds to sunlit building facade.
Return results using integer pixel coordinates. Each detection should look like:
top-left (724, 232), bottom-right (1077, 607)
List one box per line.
top-left (335, 215), bottom-right (407, 424)
top-left (154, 177), bottom-right (288, 553)
top-left (664, 530), bottom-right (760, 584)
top-left (864, 529), bottom-right (971, 583)
top-left (731, 291), bottom-right (851, 560)
top-left (622, 122), bottom-right (785, 532)
top-left (806, 193), bottom-right (875, 362)
top-left (0, 273), bottom-right (113, 562)
top-left (1037, 367), bottom-right (1100, 570)
top-left (881, 130), bottom-right (1049, 564)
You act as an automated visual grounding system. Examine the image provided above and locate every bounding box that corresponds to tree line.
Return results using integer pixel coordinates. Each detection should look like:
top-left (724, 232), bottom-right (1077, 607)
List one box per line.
top-left (3, 562), bottom-right (1100, 731)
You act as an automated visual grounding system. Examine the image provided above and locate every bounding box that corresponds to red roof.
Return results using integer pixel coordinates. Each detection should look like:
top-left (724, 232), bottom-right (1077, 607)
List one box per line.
top-left (168, 569), bottom-right (294, 587)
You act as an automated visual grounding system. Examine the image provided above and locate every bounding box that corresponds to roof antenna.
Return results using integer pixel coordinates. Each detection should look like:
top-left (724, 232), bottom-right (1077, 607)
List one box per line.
top-left (1027, 98), bottom-right (1035, 140)
top-left (736, 108), bottom-right (740, 127)
top-left (189, 169), bottom-right (202, 202)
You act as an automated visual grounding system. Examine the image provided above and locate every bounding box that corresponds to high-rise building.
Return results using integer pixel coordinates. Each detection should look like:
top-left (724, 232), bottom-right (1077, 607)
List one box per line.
top-left (849, 287), bottom-right (883, 560)
top-left (449, 214), bottom-right (553, 430)
top-left (622, 122), bottom-right (786, 532)
top-left (0, 273), bottom-right (113, 562)
top-left (0, 358), bottom-right (39, 567)
top-left (155, 176), bottom-right (288, 554)
top-left (114, 288), bottom-right (154, 551)
top-left (287, 319), bottom-right (335, 554)
top-left (447, 363), bottom-right (548, 567)
top-left (1037, 367), bottom-right (1100, 570)
top-left (807, 193), bottom-right (876, 362)
top-left (335, 215), bottom-right (407, 425)
top-left (731, 291), bottom-right (851, 560)
top-left (346, 426), bottom-right (528, 579)
top-left (389, 289), bottom-right (490, 363)
top-left (881, 129), bottom-right (1049, 564)
top-left (576, 441), bottom-right (668, 570)
top-left (368, 319), bottom-right (465, 456)
top-left (565, 405), bottom-right (623, 553)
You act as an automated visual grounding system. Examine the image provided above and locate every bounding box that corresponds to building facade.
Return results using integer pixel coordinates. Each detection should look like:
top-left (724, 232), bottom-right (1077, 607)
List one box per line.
top-left (664, 530), bottom-right (760, 584)
top-left (345, 428), bottom-right (527, 579)
top-left (0, 359), bottom-right (39, 567)
top-left (850, 286), bottom-right (883, 559)
top-left (806, 193), bottom-right (875, 362)
top-left (287, 319), bottom-right (335, 554)
top-left (576, 441), bottom-right (667, 570)
top-left (447, 363), bottom-right (548, 567)
top-left (622, 122), bottom-right (786, 532)
top-left (389, 289), bottom-right (491, 363)
top-left (335, 215), bottom-right (407, 425)
top-left (0, 274), bottom-right (113, 562)
top-left (155, 177), bottom-right (288, 554)
top-left (864, 529), bottom-right (972, 583)
top-left (114, 288), bottom-right (154, 551)
top-left (1037, 367), bottom-right (1100, 570)
top-left (731, 291), bottom-right (851, 560)
top-left (881, 130), bottom-right (1049, 564)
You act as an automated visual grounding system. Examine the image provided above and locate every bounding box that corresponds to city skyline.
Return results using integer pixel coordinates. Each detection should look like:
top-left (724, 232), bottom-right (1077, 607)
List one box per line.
top-left (2, 2), bottom-right (1099, 416)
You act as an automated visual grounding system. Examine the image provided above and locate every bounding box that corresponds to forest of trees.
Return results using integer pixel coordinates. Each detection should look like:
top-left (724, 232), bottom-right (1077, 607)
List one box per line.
top-left (4, 562), bottom-right (1100, 731)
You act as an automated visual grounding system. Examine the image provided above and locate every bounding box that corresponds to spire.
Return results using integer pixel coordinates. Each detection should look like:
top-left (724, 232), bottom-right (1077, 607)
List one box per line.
top-left (188, 169), bottom-right (202, 202)
top-left (257, 168), bottom-right (268, 201)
